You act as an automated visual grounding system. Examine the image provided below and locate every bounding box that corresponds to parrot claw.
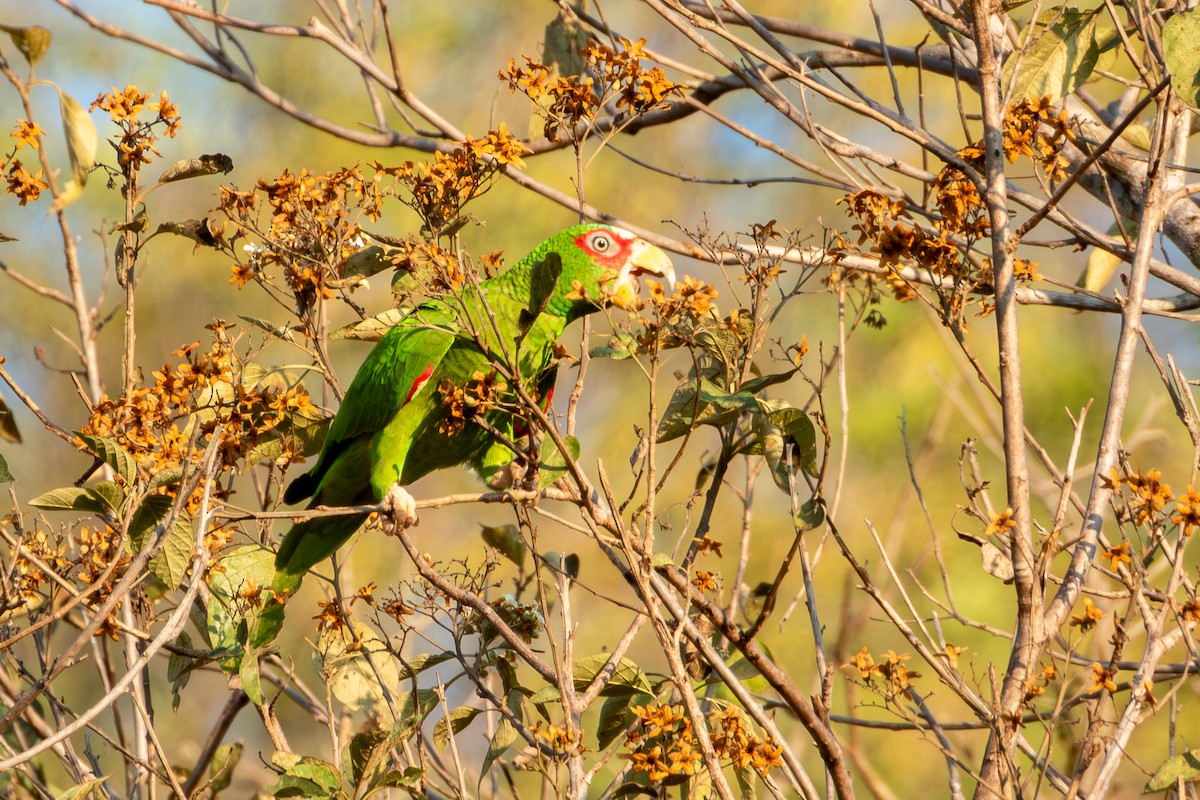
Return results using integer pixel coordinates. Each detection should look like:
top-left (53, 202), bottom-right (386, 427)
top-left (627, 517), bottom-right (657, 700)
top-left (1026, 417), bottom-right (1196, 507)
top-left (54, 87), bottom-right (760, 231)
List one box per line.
top-left (381, 484), bottom-right (418, 535)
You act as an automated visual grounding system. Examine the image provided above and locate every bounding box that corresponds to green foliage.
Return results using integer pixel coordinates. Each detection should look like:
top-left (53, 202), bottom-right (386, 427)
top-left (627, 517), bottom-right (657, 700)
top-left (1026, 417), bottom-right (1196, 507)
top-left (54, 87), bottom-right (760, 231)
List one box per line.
top-left (1002, 8), bottom-right (1119, 103)
top-left (206, 546), bottom-right (285, 672)
top-left (1163, 9), bottom-right (1200, 109)
top-left (1145, 750), bottom-right (1200, 793)
top-left (127, 494), bottom-right (194, 589)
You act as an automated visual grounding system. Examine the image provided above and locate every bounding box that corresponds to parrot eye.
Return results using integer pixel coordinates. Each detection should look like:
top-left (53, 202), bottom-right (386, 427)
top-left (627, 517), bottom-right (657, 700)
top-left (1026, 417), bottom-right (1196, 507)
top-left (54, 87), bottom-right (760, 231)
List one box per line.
top-left (589, 232), bottom-right (612, 253)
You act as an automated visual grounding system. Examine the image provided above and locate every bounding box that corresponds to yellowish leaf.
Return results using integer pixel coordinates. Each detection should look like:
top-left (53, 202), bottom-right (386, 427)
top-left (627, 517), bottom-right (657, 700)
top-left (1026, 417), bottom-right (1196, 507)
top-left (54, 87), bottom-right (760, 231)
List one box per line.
top-left (0, 25), bottom-right (51, 65)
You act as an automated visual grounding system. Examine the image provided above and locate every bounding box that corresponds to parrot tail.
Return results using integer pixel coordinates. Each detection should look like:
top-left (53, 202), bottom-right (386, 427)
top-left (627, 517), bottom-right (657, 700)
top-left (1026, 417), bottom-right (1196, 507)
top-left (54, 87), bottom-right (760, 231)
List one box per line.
top-left (273, 512), bottom-right (370, 593)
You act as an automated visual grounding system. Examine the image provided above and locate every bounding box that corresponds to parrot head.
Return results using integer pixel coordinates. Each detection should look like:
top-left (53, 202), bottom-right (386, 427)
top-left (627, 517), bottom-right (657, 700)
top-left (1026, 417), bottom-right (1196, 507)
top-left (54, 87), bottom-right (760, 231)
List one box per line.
top-left (568, 225), bottom-right (676, 311)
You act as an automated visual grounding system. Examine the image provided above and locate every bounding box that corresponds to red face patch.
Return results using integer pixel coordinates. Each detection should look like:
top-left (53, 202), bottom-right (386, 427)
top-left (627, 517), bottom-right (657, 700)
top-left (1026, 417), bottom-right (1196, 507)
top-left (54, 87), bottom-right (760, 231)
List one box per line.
top-left (574, 227), bottom-right (637, 270)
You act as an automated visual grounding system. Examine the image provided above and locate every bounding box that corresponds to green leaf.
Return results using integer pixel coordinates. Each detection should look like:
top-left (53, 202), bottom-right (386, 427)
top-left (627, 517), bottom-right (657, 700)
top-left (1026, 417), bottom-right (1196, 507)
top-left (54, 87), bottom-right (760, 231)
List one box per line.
top-left (89, 480), bottom-right (125, 514)
top-left (35, 83), bottom-right (98, 209)
top-left (795, 496), bottom-right (826, 531)
top-left (527, 686), bottom-right (562, 706)
top-left (250, 600), bottom-right (285, 651)
top-left (28, 486), bottom-right (107, 513)
top-left (319, 621), bottom-right (404, 720)
top-left (148, 465), bottom-right (186, 492)
top-left (740, 368), bottom-right (797, 396)
top-left (271, 751), bottom-right (303, 771)
top-left (692, 311), bottom-right (753, 373)
top-left (392, 689), bottom-right (441, 740)
top-left (168, 631), bottom-right (211, 711)
top-left (1118, 124), bottom-right (1152, 152)
top-left (264, 755), bottom-right (341, 797)
top-left (347, 728), bottom-right (391, 791)
top-left (0, 394), bottom-right (20, 443)
top-left (433, 706), bottom-right (483, 752)
top-left (156, 153), bottom-right (233, 184)
top-left (589, 331), bottom-right (639, 360)
top-left (1002, 8), bottom-right (1118, 102)
top-left (53, 776), bottom-right (109, 800)
top-left (128, 494), bottom-right (194, 590)
top-left (543, 12), bottom-right (588, 76)
top-left (346, 730), bottom-right (421, 797)
top-left (76, 433), bottom-right (137, 487)
top-left (240, 647), bottom-right (264, 705)
top-left (656, 378), bottom-right (758, 443)
top-left (1164, 10), bottom-right (1200, 110)
top-left (610, 782), bottom-right (657, 798)
top-left (481, 523), bottom-right (526, 567)
top-left (208, 546), bottom-right (282, 671)
top-left (337, 246), bottom-right (395, 284)
top-left (538, 434), bottom-right (580, 490)
top-left (650, 552), bottom-right (676, 569)
top-left (0, 25), bottom-right (51, 65)
top-left (364, 768), bottom-right (422, 797)
top-left (744, 403), bottom-right (819, 493)
top-left (209, 545), bottom-right (278, 598)
top-left (396, 651), bottom-right (455, 680)
top-left (332, 308), bottom-right (407, 341)
top-left (734, 764), bottom-right (758, 799)
top-left (1145, 749), bottom-right (1200, 792)
top-left (245, 411), bottom-right (329, 468)
top-left (0, 452), bottom-right (12, 484)
top-left (771, 407), bottom-right (818, 475)
top-left (203, 742), bottom-right (242, 795)
top-left (291, 759), bottom-right (343, 792)
top-left (479, 717), bottom-right (518, 782)
top-left (596, 693), bottom-right (649, 750)
top-left (573, 654), bottom-right (654, 696)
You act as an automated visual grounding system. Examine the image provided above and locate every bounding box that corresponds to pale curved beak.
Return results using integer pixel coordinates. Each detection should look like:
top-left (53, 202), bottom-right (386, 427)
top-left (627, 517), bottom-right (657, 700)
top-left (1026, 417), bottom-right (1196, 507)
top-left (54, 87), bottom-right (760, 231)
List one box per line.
top-left (610, 239), bottom-right (676, 310)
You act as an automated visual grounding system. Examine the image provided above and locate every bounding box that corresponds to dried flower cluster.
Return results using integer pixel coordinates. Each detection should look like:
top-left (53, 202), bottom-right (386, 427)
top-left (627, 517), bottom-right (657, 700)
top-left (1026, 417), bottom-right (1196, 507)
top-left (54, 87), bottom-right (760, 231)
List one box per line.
top-left (91, 84), bottom-right (181, 175)
top-left (833, 99), bottom-right (1074, 321)
top-left (625, 703), bottom-right (783, 782)
top-left (81, 322), bottom-right (320, 511)
top-left (3, 118), bottom-right (48, 205)
top-left (462, 593), bottom-right (544, 644)
top-left (501, 36), bottom-right (681, 142)
top-left (6, 525), bottom-right (71, 608)
top-left (437, 371), bottom-right (508, 437)
top-left (219, 128), bottom-right (525, 308)
top-left (220, 165), bottom-right (388, 306)
top-left (844, 646), bottom-right (921, 699)
top-left (1102, 466), bottom-right (1200, 534)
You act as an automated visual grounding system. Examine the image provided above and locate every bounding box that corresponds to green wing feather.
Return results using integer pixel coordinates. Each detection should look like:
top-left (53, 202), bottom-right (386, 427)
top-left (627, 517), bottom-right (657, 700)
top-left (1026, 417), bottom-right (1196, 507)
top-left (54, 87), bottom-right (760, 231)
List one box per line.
top-left (282, 302), bottom-right (457, 506)
top-left (274, 303), bottom-right (457, 589)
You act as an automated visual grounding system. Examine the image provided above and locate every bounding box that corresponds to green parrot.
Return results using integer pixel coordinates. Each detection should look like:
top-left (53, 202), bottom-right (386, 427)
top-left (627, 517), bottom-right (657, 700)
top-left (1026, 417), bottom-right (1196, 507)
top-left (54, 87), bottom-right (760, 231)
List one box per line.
top-left (274, 224), bottom-right (674, 590)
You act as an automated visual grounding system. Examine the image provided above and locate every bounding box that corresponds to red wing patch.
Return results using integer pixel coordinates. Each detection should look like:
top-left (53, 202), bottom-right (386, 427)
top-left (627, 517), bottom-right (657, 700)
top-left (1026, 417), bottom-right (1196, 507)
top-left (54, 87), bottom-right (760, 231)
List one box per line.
top-left (404, 364), bottom-right (435, 404)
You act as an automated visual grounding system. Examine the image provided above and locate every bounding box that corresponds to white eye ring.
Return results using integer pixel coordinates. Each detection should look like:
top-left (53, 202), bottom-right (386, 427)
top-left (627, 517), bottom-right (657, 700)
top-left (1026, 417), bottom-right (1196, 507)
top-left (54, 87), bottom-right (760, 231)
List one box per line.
top-left (590, 233), bottom-right (612, 252)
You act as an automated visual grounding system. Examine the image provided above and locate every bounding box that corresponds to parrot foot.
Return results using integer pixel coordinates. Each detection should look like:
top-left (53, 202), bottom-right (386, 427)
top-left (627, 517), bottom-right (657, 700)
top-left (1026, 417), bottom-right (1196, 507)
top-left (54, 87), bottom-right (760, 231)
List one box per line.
top-left (381, 484), bottom-right (418, 535)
